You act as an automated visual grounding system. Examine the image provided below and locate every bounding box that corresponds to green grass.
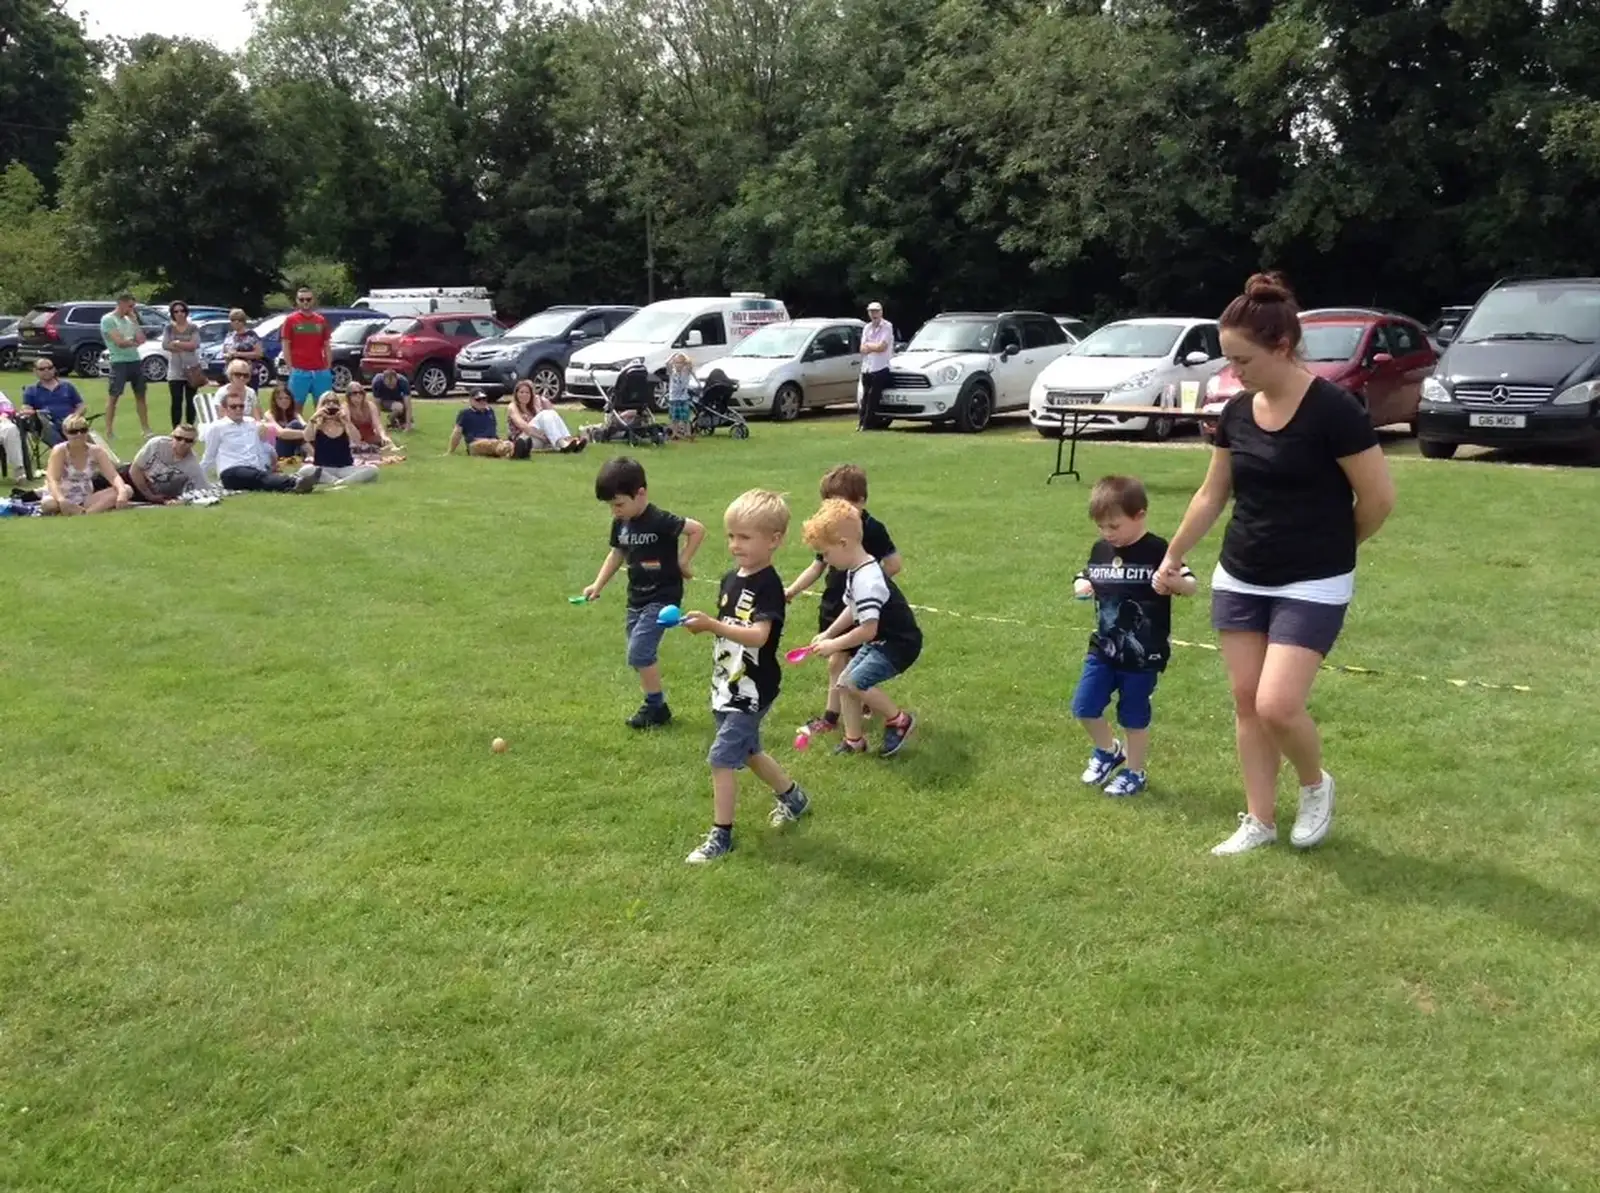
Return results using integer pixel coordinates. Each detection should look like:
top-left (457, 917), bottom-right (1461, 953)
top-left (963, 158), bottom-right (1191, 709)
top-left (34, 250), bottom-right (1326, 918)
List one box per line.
top-left (5, 397), bottom-right (1600, 1192)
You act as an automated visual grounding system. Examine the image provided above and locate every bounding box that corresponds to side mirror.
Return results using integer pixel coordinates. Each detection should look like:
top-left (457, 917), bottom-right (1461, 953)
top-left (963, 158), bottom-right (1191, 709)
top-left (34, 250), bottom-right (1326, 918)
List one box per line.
top-left (1000, 342), bottom-right (1020, 359)
top-left (684, 330), bottom-right (703, 348)
top-left (568, 328), bottom-right (589, 341)
top-left (1372, 352), bottom-right (1393, 365)
top-left (1436, 328), bottom-right (1456, 345)
top-left (1184, 350), bottom-right (1210, 366)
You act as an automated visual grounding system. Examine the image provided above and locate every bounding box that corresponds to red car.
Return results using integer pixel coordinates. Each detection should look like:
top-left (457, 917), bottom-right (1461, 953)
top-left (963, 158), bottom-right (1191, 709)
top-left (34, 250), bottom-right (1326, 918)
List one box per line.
top-left (1200, 308), bottom-right (1438, 438)
top-left (360, 312), bottom-right (507, 398)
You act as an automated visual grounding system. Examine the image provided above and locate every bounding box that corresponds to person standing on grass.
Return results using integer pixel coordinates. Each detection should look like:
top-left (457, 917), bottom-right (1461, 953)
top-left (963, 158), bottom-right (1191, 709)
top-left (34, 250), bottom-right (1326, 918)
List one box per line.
top-left (1153, 272), bottom-right (1396, 857)
top-left (222, 309), bottom-right (263, 375)
top-left (857, 301), bottom-right (894, 431)
top-left (163, 301), bottom-right (204, 428)
top-left (101, 293), bottom-right (152, 441)
top-left (282, 287), bottom-right (333, 414)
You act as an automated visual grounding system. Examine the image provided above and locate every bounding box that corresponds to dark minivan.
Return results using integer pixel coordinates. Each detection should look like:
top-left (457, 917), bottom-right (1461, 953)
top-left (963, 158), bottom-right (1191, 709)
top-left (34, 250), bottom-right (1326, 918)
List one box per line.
top-left (1417, 277), bottom-right (1600, 459)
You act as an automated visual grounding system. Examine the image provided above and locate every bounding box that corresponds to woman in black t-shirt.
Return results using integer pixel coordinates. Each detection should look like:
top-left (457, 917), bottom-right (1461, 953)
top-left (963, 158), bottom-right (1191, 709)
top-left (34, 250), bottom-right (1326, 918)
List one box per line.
top-left (1154, 274), bottom-right (1396, 858)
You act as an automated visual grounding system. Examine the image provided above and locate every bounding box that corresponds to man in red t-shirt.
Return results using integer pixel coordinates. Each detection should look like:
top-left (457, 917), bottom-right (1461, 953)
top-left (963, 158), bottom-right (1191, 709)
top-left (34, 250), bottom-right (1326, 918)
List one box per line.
top-left (282, 286), bottom-right (334, 413)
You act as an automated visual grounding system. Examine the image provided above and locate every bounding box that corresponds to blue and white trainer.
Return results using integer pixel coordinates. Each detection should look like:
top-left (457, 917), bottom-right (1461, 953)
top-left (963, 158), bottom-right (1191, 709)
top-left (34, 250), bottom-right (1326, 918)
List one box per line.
top-left (1081, 741), bottom-right (1125, 786)
top-left (768, 784), bottom-right (810, 827)
top-left (1103, 768), bottom-right (1147, 798)
top-left (685, 828), bottom-right (733, 864)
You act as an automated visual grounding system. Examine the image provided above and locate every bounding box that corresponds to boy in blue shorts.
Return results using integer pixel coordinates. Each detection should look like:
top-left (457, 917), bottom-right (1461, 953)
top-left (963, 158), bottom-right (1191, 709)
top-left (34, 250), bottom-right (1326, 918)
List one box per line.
top-left (1071, 475), bottom-right (1196, 796)
top-left (584, 457), bottom-right (705, 728)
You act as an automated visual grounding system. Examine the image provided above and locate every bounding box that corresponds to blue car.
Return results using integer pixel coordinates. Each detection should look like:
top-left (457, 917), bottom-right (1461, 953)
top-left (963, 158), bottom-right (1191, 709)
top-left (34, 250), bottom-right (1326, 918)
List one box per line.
top-left (200, 307), bottom-right (376, 388)
top-left (454, 305), bottom-right (639, 401)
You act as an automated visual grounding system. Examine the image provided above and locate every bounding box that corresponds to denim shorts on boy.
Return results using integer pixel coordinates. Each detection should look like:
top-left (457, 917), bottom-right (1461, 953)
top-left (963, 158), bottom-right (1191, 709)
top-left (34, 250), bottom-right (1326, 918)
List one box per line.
top-left (707, 707), bottom-right (766, 769)
top-left (844, 643), bottom-right (900, 692)
top-left (1071, 651), bottom-right (1159, 730)
top-left (624, 601), bottom-right (668, 668)
top-left (1211, 589), bottom-right (1347, 657)
top-left (107, 360), bottom-right (146, 398)
top-left (288, 368), bottom-right (334, 406)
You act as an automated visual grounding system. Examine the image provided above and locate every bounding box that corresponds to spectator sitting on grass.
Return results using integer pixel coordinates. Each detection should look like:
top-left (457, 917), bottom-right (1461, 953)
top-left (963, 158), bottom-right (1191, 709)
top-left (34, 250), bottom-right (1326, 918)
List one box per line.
top-left (300, 393), bottom-right (380, 488)
top-left (41, 414), bottom-right (131, 515)
top-left (21, 359), bottom-right (85, 446)
top-left (122, 426), bottom-right (209, 504)
top-left (264, 382), bottom-right (309, 460)
top-left (372, 366), bottom-right (413, 431)
top-left (342, 382), bottom-right (398, 457)
top-left (200, 389), bottom-right (318, 494)
top-left (507, 378), bottom-right (585, 454)
top-left (447, 392), bottom-right (513, 458)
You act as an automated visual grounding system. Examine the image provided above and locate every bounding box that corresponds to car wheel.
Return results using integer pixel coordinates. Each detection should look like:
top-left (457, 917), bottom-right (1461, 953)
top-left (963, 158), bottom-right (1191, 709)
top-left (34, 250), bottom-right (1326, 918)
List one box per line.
top-left (251, 361), bottom-right (272, 389)
top-left (954, 382), bottom-right (994, 433)
top-left (0, 347), bottom-right (16, 370)
top-left (771, 382), bottom-right (802, 422)
top-left (530, 363), bottom-right (563, 403)
top-left (73, 344), bottom-right (101, 378)
top-left (1419, 438), bottom-right (1457, 460)
top-left (417, 362), bottom-right (451, 398)
top-left (652, 374), bottom-right (669, 413)
top-left (331, 363), bottom-right (354, 391)
top-left (142, 354), bottom-right (167, 382)
top-left (1145, 412), bottom-right (1176, 441)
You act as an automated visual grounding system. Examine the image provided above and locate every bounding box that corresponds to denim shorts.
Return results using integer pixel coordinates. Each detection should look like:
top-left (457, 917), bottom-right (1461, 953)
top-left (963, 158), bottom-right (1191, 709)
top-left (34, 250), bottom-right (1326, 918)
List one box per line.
top-left (707, 707), bottom-right (766, 769)
top-left (843, 643), bottom-right (899, 692)
top-left (624, 602), bottom-right (668, 668)
top-left (107, 360), bottom-right (145, 398)
top-left (1071, 652), bottom-right (1160, 730)
top-left (1211, 589), bottom-right (1348, 657)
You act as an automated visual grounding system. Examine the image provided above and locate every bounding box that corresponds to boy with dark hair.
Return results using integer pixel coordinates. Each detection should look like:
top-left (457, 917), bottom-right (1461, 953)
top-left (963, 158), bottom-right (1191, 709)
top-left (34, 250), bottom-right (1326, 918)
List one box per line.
top-left (585, 457), bottom-right (705, 727)
top-left (1071, 474), bottom-right (1196, 796)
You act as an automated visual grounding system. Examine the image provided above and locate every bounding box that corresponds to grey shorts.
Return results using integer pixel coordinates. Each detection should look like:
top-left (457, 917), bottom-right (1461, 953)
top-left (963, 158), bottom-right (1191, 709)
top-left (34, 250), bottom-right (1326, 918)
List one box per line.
top-left (624, 602), bottom-right (668, 668)
top-left (708, 708), bottom-right (765, 769)
top-left (107, 360), bottom-right (146, 398)
top-left (1211, 589), bottom-right (1348, 657)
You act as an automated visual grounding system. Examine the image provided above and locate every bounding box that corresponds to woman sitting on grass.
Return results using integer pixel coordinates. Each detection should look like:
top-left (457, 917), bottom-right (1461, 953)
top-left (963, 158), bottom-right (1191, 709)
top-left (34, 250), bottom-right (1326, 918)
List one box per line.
top-left (264, 382), bottom-right (309, 462)
top-left (507, 378), bottom-right (585, 454)
top-left (342, 382), bottom-right (399, 459)
top-left (301, 394), bottom-right (380, 488)
top-left (41, 414), bottom-right (131, 515)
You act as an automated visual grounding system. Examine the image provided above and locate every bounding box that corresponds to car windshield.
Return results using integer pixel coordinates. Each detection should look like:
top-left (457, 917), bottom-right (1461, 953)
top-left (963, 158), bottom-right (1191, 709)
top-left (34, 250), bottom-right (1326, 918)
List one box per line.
top-left (332, 319), bottom-right (382, 345)
top-left (253, 313), bottom-right (287, 337)
top-left (507, 310), bottom-right (580, 339)
top-left (1300, 324), bottom-right (1365, 362)
top-left (1455, 286), bottom-right (1600, 344)
top-left (197, 322), bottom-right (231, 345)
top-left (381, 318), bottom-right (420, 336)
top-left (607, 307), bottom-right (695, 343)
top-left (1073, 324), bottom-right (1181, 358)
top-left (905, 320), bottom-right (996, 353)
top-left (732, 324), bottom-right (812, 358)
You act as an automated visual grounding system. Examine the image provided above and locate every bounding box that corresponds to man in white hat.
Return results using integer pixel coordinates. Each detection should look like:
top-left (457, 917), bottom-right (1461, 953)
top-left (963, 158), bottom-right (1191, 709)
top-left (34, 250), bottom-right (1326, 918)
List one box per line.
top-left (858, 301), bottom-right (895, 431)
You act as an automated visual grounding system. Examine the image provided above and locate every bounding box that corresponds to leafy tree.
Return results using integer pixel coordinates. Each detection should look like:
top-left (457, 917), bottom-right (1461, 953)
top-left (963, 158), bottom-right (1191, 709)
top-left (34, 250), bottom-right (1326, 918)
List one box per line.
top-left (0, 0), bottom-right (97, 193)
top-left (0, 162), bottom-right (100, 310)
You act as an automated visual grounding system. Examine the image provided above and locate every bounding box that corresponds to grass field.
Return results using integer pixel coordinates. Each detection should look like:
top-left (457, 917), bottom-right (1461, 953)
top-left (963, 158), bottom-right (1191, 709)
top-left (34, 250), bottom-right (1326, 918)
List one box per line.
top-left (5, 387), bottom-right (1600, 1191)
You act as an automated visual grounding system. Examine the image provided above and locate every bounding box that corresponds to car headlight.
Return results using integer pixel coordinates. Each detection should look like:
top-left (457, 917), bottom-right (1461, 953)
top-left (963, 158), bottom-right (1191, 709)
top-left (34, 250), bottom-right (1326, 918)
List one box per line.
top-left (936, 363), bottom-right (965, 384)
top-left (1109, 369), bottom-right (1155, 393)
top-left (1421, 377), bottom-right (1451, 403)
top-left (1553, 380), bottom-right (1600, 406)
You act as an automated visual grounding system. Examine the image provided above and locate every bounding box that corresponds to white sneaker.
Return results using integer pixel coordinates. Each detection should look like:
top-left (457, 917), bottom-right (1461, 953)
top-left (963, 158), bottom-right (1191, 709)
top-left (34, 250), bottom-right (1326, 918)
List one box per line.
top-left (1290, 770), bottom-right (1335, 849)
top-left (1211, 813), bottom-right (1278, 856)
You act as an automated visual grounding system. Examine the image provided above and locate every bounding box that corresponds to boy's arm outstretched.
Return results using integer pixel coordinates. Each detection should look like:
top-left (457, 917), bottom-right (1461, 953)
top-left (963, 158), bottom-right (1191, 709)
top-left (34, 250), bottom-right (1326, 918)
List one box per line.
top-left (681, 612), bottom-right (772, 649)
top-left (784, 560), bottom-right (825, 601)
top-left (678, 518), bottom-right (706, 579)
top-left (583, 548), bottom-right (624, 600)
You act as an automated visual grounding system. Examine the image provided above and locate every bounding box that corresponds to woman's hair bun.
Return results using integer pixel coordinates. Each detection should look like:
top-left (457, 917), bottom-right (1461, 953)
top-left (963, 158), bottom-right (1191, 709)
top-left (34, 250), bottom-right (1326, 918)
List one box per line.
top-left (1244, 272), bottom-right (1294, 305)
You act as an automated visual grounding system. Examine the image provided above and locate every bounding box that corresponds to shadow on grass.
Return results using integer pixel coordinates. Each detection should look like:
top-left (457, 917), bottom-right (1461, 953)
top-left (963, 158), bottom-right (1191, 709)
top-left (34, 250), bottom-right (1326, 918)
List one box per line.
top-left (891, 725), bottom-right (980, 792)
top-left (1313, 838), bottom-right (1600, 945)
top-left (765, 832), bottom-right (942, 892)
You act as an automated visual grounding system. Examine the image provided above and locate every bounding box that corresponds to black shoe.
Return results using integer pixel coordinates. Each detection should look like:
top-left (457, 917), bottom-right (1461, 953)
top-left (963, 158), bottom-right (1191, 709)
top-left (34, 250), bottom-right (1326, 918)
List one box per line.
top-left (626, 701), bottom-right (672, 729)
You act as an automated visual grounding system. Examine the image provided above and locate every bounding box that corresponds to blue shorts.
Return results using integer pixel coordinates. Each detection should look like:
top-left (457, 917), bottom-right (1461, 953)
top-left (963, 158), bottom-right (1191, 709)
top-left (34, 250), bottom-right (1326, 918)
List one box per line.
top-left (843, 644), bottom-right (900, 692)
top-left (287, 369), bottom-right (333, 406)
top-left (625, 602), bottom-right (668, 669)
top-left (708, 708), bottom-right (766, 769)
top-left (1070, 652), bottom-right (1159, 730)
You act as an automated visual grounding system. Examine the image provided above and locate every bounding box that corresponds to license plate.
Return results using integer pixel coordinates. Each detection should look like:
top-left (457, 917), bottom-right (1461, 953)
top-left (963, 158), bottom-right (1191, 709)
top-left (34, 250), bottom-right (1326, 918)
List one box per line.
top-left (369, 344), bottom-right (389, 355)
top-left (1468, 412), bottom-right (1526, 429)
top-left (880, 392), bottom-right (915, 406)
top-left (459, 369), bottom-right (483, 380)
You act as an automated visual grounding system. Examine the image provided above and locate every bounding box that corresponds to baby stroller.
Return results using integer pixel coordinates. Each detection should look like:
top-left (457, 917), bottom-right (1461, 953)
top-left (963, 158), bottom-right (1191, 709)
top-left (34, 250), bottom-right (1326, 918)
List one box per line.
top-left (692, 369), bottom-right (750, 439)
top-left (588, 360), bottom-right (667, 447)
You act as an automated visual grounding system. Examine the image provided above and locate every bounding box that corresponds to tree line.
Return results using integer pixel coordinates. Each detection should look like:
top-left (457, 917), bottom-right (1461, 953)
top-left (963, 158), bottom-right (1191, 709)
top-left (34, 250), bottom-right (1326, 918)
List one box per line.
top-left (2, 0), bottom-right (1599, 327)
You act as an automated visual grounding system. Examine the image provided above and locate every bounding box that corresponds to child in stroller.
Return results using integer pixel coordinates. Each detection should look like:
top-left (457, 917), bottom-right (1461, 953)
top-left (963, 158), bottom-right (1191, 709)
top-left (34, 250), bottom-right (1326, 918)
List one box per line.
top-left (583, 360), bottom-right (668, 447)
top-left (691, 369), bottom-right (751, 440)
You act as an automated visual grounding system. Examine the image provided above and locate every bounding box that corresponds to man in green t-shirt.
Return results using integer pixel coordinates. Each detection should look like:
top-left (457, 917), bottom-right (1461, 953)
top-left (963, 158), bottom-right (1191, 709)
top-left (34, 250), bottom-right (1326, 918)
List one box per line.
top-left (100, 293), bottom-right (150, 440)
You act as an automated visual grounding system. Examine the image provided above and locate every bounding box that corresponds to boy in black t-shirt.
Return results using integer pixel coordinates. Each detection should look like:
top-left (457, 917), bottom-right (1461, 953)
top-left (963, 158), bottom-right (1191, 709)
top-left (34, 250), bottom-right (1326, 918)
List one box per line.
top-left (784, 464), bottom-right (903, 740)
top-left (1071, 475), bottom-right (1195, 796)
top-left (585, 457), bottom-right (706, 729)
top-left (679, 490), bottom-right (810, 864)
top-left (803, 499), bottom-right (922, 757)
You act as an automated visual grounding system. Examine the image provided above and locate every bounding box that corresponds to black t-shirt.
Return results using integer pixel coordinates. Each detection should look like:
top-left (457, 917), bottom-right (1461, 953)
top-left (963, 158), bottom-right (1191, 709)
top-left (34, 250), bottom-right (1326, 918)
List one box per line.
top-left (712, 566), bottom-right (785, 713)
top-left (1214, 379), bottom-right (1379, 586)
top-left (609, 503), bottom-right (687, 608)
top-left (845, 559), bottom-right (923, 671)
top-left (1075, 533), bottom-right (1189, 673)
top-left (818, 508), bottom-right (897, 617)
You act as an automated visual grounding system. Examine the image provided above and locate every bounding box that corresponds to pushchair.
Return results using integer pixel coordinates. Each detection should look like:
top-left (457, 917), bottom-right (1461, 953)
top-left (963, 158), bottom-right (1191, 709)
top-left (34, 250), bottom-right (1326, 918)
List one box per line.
top-left (587, 360), bottom-right (667, 447)
top-left (692, 369), bottom-right (750, 439)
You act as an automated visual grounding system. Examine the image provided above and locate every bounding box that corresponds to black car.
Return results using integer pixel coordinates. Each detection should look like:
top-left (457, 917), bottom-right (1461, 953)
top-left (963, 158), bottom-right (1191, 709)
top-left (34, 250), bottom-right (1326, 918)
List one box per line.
top-left (1417, 277), bottom-right (1600, 459)
top-left (1425, 305), bottom-right (1474, 353)
top-left (324, 317), bottom-right (387, 390)
top-left (18, 301), bottom-right (168, 378)
top-left (0, 316), bottom-right (19, 369)
top-left (454, 304), bottom-right (639, 400)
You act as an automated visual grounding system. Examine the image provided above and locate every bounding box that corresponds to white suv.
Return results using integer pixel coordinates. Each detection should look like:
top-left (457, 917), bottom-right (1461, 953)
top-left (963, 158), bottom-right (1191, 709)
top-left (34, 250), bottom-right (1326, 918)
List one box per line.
top-left (867, 311), bottom-right (1075, 432)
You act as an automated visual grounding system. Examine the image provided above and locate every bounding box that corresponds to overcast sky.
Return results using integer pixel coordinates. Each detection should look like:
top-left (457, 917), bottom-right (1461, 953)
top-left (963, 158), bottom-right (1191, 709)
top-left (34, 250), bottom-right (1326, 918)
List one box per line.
top-left (72, 0), bottom-right (255, 53)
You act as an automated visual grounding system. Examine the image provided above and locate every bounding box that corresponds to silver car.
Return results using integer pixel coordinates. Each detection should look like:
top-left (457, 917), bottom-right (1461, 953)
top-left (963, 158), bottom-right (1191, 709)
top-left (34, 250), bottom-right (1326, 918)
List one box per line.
top-left (695, 318), bottom-right (865, 420)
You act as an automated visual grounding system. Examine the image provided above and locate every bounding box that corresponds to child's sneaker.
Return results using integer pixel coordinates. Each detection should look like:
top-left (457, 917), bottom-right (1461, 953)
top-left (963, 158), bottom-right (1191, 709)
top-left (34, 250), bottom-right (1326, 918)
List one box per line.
top-left (880, 711), bottom-right (916, 756)
top-left (685, 827), bottom-right (733, 864)
top-left (1080, 741), bottom-right (1124, 786)
top-left (833, 737), bottom-right (868, 756)
top-left (1103, 769), bottom-right (1147, 798)
top-left (768, 783), bottom-right (810, 826)
top-left (1210, 813), bottom-right (1278, 856)
top-left (626, 701), bottom-right (672, 729)
top-left (1290, 770), bottom-right (1335, 849)
top-left (804, 713), bottom-right (839, 737)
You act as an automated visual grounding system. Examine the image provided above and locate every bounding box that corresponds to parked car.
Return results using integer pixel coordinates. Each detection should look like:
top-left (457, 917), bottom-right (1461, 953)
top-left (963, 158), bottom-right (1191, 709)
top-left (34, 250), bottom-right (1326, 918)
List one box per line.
top-left (1426, 305), bottom-right (1474, 353)
top-left (1417, 276), bottom-right (1600, 459)
top-left (200, 307), bottom-right (377, 387)
top-left (1054, 315), bottom-right (1092, 343)
top-left (359, 312), bottom-right (507, 396)
top-left (1027, 317), bottom-right (1226, 440)
top-left (276, 317), bottom-right (387, 390)
top-left (151, 304), bottom-right (231, 323)
top-left (352, 287), bottom-right (495, 317)
top-left (696, 318), bottom-right (866, 420)
top-left (1198, 308), bottom-right (1436, 439)
top-left (0, 316), bottom-right (20, 369)
top-left (18, 301), bottom-right (168, 377)
top-left (455, 305), bottom-right (639, 401)
top-left (867, 310), bottom-right (1075, 432)
top-left (98, 317), bottom-right (233, 381)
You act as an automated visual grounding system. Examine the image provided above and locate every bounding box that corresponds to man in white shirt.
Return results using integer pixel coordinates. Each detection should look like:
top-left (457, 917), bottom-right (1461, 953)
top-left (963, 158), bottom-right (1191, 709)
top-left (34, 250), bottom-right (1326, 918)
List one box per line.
top-left (858, 301), bottom-right (894, 432)
top-left (200, 391), bottom-right (318, 493)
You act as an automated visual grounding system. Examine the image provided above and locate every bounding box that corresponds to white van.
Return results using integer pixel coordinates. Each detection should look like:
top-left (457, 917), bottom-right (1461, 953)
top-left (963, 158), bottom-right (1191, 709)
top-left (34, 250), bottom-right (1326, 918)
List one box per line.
top-left (352, 287), bottom-right (496, 317)
top-left (565, 293), bottom-right (788, 407)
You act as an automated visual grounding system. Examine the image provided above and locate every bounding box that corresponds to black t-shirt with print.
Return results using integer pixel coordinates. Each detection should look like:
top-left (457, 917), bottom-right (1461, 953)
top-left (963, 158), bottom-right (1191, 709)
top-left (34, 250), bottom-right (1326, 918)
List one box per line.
top-left (608, 503), bottom-right (687, 608)
top-left (1214, 379), bottom-right (1379, 587)
top-left (712, 565), bottom-right (785, 713)
top-left (1075, 533), bottom-right (1188, 673)
top-left (818, 509), bottom-right (897, 620)
top-left (845, 558), bottom-right (923, 672)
